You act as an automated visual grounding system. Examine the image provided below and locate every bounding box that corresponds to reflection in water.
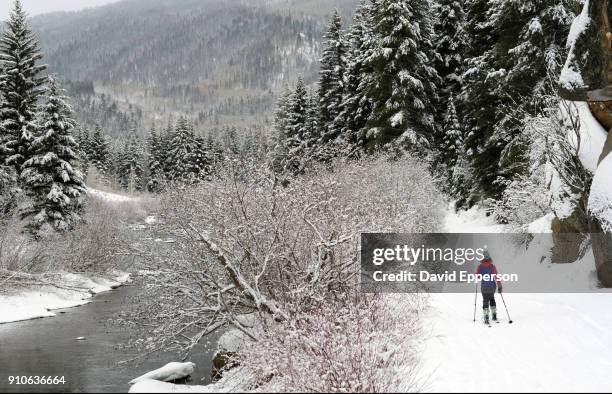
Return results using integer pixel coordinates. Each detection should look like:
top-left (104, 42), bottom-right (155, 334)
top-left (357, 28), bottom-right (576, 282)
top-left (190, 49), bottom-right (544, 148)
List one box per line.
top-left (0, 285), bottom-right (219, 393)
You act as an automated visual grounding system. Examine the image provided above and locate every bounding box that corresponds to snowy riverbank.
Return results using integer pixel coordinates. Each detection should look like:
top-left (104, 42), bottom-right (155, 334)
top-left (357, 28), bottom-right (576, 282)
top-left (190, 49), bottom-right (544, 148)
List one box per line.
top-left (0, 271), bottom-right (131, 324)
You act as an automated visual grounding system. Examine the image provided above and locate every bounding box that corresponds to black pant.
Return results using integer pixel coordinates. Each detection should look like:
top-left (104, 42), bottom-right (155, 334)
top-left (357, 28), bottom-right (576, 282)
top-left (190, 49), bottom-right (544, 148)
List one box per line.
top-left (482, 290), bottom-right (496, 309)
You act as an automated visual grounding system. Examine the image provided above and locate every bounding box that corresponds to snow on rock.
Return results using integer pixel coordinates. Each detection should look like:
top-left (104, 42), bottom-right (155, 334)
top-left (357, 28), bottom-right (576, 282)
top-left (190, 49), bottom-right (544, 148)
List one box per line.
top-left (129, 362), bottom-right (196, 385)
top-left (526, 213), bottom-right (555, 234)
top-left (560, 0), bottom-right (591, 91)
top-left (588, 153), bottom-right (612, 232)
top-left (574, 102), bottom-right (608, 173)
top-left (0, 271), bottom-right (130, 324)
top-left (444, 203), bottom-right (508, 233)
top-left (217, 329), bottom-right (251, 353)
top-left (61, 271), bottom-right (130, 294)
top-left (87, 187), bottom-right (140, 203)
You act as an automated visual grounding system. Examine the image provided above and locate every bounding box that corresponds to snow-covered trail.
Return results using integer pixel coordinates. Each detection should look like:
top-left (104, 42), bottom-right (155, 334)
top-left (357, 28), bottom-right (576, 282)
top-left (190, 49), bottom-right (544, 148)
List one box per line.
top-left (417, 204), bottom-right (612, 392)
top-left (421, 293), bottom-right (612, 392)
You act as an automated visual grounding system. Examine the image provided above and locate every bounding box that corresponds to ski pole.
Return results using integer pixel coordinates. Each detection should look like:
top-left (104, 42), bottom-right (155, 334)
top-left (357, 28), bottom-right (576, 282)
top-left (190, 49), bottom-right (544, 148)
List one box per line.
top-left (500, 293), bottom-right (513, 324)
top-left (473, 282), bottom-right (478, 322)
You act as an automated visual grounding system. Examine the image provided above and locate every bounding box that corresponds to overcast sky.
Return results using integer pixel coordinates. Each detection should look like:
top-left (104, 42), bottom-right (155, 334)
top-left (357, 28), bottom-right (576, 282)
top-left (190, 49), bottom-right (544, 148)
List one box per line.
top-left (1, 0), bottom-right (121, 20)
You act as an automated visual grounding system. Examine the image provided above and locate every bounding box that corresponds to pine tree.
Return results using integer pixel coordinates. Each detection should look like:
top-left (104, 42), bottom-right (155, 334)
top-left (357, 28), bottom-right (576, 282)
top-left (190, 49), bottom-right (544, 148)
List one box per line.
top-left (146, 125), bottom-right (165, 192)
top-left (439, 95), bottom-right (464, 191)
top-left (461, 0), bottom-right (501, 205)
top-left (160, 118), bottom-right (174, 179)
top-left (118, 128), bottom-right (144, 191)
top-left (272, 86), bottom-right (293, 172)
top-left (333, 0), bottom-right (373, 157)
top-left (488, 0), bottom-right (576, 185)
top-left (362, 0), bottom-right (439, 151)
top-left (461, 0), bottom-right (576, 204)
top-left (0, 0), bottom-right (47, 171)
top-left (318, 10), bottom-right (346, 145)
top-left (20, 78), bottom-right (85, 234)
top-left (89, 125), bottom-right (110, 178)
top-left (224, 126), bottom-right (240, 156)
top-left (431, 0), bottom-right (467, 186)
top-left (193, 134), bottom-right (211, 181)
top-left (433, 0), bottom-right (467, 106)
top-left (167, 117), bottom-right (200, 182)
top-left (75, 127), bottom-right (91, 178)
top-left (283, 76), bottom-right (310, 174)
top-left (306, 88), bottom-right (327, 162)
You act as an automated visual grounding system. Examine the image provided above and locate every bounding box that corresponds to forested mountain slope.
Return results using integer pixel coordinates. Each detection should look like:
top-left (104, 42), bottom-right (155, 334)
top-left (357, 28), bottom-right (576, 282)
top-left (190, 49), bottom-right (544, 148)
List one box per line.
top-left (27, 0), bottom-right (357, 134)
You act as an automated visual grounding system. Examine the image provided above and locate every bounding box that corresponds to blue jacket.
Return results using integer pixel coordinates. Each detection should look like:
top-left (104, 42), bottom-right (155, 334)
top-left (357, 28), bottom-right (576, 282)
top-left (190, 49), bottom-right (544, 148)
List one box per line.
top-left (476, 259), bottom-right (501, 292)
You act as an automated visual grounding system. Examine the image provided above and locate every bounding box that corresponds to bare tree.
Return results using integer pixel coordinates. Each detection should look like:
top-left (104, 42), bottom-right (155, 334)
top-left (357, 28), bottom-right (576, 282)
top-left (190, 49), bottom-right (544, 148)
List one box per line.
top-left (128, 155), bottom-right (444, 361)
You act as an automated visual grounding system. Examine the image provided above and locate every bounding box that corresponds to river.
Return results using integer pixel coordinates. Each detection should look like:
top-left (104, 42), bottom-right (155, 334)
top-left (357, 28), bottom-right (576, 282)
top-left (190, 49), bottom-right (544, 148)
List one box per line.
top-left (0, 283), bottom-right (220, 393)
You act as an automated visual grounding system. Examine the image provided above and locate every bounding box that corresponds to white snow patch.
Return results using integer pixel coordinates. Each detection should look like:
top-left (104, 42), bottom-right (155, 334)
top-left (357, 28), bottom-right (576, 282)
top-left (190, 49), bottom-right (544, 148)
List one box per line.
top-left (0, 271), bottom-right (130, 324)
top-left (420, 293), bottom-right (612, 392)
top-left (444, 203), bottom-right (508, 233)
top-left (573, 102), bottom-right (607, 173)
top-left (419, 222), bottom-right (612, 391)
top-left (390, 111), bottom-right (404, 127)
top-left (87, 187), bottom-right (140, 203)
top-left (217, 329), bottom-right (251, 353)
top-left (560, 0), bottom-right (591, 91)
top-left (588, 153), bottom-right (612, 232)
top-left (526, 213), bottom-right (555, 234)
top-left (129, 362), bottom-right (196, 385)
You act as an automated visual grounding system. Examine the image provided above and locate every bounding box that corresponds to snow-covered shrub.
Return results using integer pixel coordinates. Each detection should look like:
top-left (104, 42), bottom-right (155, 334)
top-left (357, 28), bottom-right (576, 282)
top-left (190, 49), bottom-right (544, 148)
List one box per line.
top-left (239, 293), bottom-right (424, 393)
top-left (0, 191), bottom-right (147, 281)
top-left (132, 155), bottom-right (443, 358)
top-left (57, 196), bottom-right (145, 272)
top-left (0, 217), bottom-right (49, 276)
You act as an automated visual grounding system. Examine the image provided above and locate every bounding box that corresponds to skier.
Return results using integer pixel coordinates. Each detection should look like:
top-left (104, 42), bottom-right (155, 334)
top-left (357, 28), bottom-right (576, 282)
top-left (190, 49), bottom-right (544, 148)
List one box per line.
top-left (476, 251), bottom-right (503, 324)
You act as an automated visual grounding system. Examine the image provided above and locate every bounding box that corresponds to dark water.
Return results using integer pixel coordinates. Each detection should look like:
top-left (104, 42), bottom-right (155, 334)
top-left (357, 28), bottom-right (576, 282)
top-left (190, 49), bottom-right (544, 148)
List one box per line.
top-left (0, 284), bottom-right (220, 393)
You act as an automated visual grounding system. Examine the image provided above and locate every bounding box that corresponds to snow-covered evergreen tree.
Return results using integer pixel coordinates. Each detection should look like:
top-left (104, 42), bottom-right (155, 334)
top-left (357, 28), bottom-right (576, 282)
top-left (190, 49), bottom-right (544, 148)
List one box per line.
top-left (439, 95), bottom-right (464, 190)
top-left (118, 128), bottom-right (144, 191)
top-left (488, 0), bottom-right (576, 184)
top-left (224, 126), bottom-right (240, 156)
top-left (318, 10), bottom-right (346, 145)
top-left (20, 77), bottom-right (85, 234)
top-left (306, 88), bottom-right (328, 161)
top-left (433, 0), bottom-right (466, 105)
top-left (146, 125), bottom-right (166, 192)
top-left (461, 0), bottom-right (501, 206)
top-left (89, 125), bottom-right (110, 178)
top-left (272, 86), bottom-right (292, 172)
top-left (362, 0), bottom-right (439, 151)
top-left (192, 134), bottom-right (211, 182)
top-left (0, 0), bottom-right (47, 171)
top-left (167, 117), bottom-right (201, 182)
top-left (74, 127), bottom-right (91, 177)
top-left (283, 76), bottom-right (310, 174)
top-left (333, 0), bottom-right (373, 157)
top-left (462, 0), bottom-right (576, 205)
top-left (160, 119), bottom-right (174, 179)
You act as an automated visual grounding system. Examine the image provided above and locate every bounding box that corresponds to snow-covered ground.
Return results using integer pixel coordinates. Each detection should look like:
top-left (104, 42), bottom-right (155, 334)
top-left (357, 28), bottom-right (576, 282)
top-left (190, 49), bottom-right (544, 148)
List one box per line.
top-left (417, 205), bottom-right (612, 392)
top-left (87, 187), bottom-right (141, 203)
top-left (443, 203), bottom-right (507, 233)
top-left (420, 293), bottom-right (612, 392)
top-left (0, 271), bottom-right (130, 324)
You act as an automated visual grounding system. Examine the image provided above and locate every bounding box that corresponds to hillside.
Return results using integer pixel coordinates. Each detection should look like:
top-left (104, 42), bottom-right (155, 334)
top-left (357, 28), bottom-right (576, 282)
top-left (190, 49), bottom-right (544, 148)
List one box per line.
top-left (28, 0), bottom-right (357, 135)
